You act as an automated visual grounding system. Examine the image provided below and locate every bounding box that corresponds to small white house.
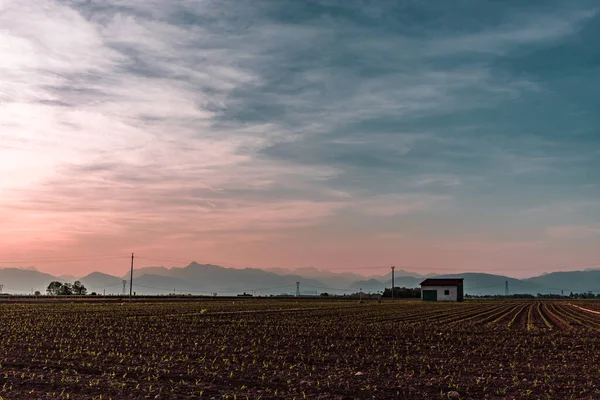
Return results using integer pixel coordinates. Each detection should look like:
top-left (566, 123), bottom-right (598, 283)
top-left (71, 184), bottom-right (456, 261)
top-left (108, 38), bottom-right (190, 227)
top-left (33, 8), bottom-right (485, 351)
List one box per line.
top-left (420, 278), bottom-right (464, 302)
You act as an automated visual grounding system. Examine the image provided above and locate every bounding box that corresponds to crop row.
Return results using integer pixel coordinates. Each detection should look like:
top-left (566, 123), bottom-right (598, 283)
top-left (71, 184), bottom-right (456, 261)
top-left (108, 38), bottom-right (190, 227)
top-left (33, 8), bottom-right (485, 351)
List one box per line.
top-left (2, 300), bottom-right (600, 399)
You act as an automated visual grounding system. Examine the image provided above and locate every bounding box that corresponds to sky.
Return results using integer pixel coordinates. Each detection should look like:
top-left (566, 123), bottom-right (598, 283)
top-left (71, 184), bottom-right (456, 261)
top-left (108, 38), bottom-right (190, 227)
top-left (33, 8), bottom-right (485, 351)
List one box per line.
top-left (1, 0), bottom-right (599, 278)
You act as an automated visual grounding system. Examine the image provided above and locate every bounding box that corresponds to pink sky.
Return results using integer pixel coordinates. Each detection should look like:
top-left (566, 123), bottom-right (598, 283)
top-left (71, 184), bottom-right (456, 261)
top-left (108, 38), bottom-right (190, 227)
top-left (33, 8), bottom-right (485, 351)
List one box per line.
top-left (1, 0), bottom-right (600, 279)
top-left (1, 214), bottom-right (599, 278)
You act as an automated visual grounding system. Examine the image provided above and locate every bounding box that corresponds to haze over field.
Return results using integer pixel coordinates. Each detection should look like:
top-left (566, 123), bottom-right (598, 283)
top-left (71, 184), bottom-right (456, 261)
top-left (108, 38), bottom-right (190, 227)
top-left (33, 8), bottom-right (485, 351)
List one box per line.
top-left (4, 263), bottom-right (600, 296)
top-left (1, 0), bottom-right (599, 277)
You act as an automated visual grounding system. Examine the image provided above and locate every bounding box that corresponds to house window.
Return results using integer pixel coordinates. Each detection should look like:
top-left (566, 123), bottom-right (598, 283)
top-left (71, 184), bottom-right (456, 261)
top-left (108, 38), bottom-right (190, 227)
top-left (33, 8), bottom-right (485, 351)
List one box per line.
top-left (444, 290), bottom-right (450, 295)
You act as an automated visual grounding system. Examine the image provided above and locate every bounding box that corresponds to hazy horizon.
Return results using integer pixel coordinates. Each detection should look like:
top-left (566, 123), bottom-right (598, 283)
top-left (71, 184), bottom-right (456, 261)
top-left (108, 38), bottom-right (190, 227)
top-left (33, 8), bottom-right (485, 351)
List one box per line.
top-left (2, 0), bottom-right (599, 277)
top-left (2, 259), bottom-right (600, 281)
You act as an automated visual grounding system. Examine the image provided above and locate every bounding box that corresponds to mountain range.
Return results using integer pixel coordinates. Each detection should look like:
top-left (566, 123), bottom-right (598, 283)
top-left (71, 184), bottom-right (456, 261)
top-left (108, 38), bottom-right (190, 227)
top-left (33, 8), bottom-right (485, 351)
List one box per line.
top-left (1, 263), bottom-right (599, 296)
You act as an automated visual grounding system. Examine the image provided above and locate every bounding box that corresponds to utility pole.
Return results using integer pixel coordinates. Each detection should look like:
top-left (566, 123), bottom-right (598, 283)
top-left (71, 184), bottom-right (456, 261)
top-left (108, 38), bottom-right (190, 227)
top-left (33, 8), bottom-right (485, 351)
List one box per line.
top-left (391, 266), bottom-right (395, 301)
top-left (129, 253), bottom-right (134, 301)
top-left (505, 280), bottom-right (509, 297)
top-left (296, 282), bottom-right (300, 297)
top-left (359, 287), bottom-right (363, 302)
top-left (0, 284), bottom-right (3, 294)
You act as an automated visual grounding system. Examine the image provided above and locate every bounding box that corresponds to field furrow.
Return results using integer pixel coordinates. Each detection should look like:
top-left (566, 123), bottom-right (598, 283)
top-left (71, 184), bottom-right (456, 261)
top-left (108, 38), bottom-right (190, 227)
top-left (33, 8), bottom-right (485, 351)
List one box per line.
top-left (507, 303), bottom-right (529, 329)
top-left (1, 299), bottom-right (600, 400)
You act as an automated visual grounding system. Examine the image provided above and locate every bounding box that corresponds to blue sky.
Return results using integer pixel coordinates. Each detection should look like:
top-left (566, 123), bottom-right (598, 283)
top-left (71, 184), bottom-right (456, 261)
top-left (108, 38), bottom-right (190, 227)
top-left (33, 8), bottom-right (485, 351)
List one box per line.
top-left (0, 0), bottom-right (599, 277)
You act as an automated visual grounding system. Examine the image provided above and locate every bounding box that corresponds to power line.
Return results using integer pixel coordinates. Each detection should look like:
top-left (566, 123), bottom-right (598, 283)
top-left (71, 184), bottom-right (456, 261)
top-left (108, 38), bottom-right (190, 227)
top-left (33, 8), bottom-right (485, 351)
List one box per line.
top-left (0, 285), bottom-right (36, 292)
top-left (132, 282), bottom-right (297, 294)
top-left (87, 282), bottom-right (123, 290)
top-left (464, 280), bottom-right (600, 294)
top-left (302, 284), bottom-right (357, 293)
top-left (467, 283), bottom-right (506, 290)
top-left (135, 257), bottom-right (396, 271)
top-left (4, 253), bottom-right (600, 291)
top-left (2, 250), bottom-right (600, 273)
top-left (240, 284), bottom-right (295, 292)
top-left (324, 261), bottom-right (600, 273)
top-left (134, 256), bottom-right (196, 264)
top-left (0, 255), bottom-right (128, 264)
top-left (6, 253), bottom-right (596, 276)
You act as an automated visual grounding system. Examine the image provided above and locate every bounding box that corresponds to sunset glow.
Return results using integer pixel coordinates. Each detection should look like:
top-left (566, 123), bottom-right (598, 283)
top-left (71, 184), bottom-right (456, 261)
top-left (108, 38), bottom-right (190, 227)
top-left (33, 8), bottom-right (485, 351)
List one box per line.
top-left (1, 0), bottom-right (599, 278)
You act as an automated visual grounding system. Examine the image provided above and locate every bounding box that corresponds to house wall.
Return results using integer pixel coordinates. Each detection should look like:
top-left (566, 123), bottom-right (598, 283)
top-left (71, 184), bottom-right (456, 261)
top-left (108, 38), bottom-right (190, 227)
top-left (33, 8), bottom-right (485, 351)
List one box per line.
top-left (421, 286), bottom-right (458, 302)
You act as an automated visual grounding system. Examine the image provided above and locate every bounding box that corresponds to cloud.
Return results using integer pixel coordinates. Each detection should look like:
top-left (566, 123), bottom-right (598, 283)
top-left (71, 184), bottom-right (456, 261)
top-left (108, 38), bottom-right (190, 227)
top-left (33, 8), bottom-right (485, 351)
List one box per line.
top-left (1, 0), bottom-right (471, 246)
top-left (1, 0), bottom-right (599, 275)
top-left (414, 175), bottom-right (462, 188)
top-left (428, 9), bottom-right (596, 56)
top-left (357, 194), bottom-right (451, 217)
top-left (546, 225), bottom-right (600, 239)
top-left (525, 201), bottom-right (600, 216)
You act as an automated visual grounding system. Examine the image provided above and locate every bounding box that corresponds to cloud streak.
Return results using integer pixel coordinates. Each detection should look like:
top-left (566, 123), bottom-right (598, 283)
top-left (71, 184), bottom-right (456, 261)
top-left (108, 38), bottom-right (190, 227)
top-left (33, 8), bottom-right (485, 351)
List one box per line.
top-left (1, 0), bottom-right (599, 275)
top-left (546, 225), bottom-right (600, 239)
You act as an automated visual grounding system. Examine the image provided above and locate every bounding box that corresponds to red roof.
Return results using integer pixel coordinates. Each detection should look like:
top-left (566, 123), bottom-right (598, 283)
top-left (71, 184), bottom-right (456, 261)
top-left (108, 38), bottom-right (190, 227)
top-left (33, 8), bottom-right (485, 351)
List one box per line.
top-left (420, 278), bottom-right (464, 286)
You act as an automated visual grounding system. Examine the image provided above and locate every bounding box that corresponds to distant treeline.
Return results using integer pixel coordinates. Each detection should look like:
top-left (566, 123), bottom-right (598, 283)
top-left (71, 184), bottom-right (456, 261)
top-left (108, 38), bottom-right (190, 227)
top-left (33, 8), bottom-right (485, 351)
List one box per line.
top-left (318, 287), bottom-right (421, 298)
top-left (382, 287), bottom-right (421, 298)
top-left (466, 292), bottom-right (600, 299)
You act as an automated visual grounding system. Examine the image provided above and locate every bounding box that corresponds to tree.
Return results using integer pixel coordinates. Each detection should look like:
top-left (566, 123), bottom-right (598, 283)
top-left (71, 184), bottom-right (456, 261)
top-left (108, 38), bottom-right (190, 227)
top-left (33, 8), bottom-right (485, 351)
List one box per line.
top-left (72, 281), bottom-right (87, 295)
top-left (59, 283), bottom-right (73, 296)
top-left (34, 291), bottom-right (41, 296)
top-left (46, 281), bottom-right (87, 296)
top-left (46, 281), bottom-right (63, 296)
top-left (382, 287), bottom-right (421, 298)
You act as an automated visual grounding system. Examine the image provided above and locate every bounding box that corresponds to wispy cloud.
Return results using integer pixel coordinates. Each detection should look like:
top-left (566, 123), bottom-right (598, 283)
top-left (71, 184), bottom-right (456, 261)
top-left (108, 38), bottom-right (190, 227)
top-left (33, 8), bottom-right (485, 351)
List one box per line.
top-left (525, 201), bottom-right (600, 216)
top-left (357, 194), bottom-right (451, 217)
top-left (1, 0), bottom-right (599, 274)
top-left (413, 175), bottom-right (462, 188)
top-left (428, 9), bottom-right (596, 56)
top-left (546, 225), bottom-right (600, 239)
top-left (436, 240), bottom-right (545, 252)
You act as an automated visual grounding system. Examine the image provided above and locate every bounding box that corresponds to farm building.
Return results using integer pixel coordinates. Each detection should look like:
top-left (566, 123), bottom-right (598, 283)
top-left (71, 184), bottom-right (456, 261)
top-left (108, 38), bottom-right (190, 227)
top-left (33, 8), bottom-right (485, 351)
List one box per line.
top-left (420, 278), bottom-right (464, 302)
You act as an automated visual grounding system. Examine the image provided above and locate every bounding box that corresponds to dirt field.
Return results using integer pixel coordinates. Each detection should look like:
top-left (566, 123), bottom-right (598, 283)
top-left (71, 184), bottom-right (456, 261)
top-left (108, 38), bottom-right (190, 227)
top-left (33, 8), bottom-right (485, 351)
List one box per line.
top-left (1, 299), bottom-right (600, 399)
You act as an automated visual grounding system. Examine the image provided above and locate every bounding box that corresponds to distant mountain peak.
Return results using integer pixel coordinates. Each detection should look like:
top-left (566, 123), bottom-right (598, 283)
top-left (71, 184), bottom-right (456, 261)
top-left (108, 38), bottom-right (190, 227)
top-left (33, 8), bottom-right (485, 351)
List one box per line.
top-left (19, 266), bottom-right (40, 272)
top-left (4, 263), bottom-right (600, 296)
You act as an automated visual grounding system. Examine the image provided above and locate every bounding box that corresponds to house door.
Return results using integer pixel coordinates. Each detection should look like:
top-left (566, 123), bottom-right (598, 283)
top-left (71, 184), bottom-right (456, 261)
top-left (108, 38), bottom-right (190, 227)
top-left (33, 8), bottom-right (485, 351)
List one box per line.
top-left (422, 290), bottom-right (437, 301)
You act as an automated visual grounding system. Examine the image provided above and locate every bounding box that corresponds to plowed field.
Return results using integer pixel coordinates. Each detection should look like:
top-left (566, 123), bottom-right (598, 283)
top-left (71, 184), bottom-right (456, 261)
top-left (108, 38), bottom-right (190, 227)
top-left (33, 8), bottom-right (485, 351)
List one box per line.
top-left (1, 300), bottom-right (600, 399)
